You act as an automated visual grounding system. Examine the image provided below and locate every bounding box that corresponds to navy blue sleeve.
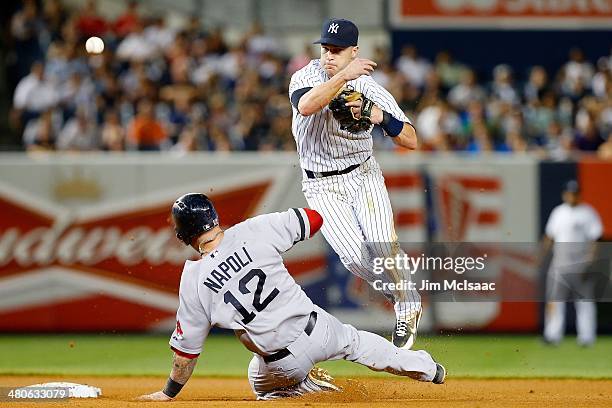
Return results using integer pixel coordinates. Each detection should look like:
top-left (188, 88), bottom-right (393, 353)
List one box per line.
top-left (290, 87), bottom-right (313, 110)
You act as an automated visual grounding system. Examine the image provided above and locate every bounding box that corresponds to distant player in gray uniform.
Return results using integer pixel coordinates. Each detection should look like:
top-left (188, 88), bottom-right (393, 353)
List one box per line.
top-left (543, 180), bottom-right (602, 347)
top-left (138, 193), bottom-right (445, 402)
top-left (289, 18), bottom-right (421, 349)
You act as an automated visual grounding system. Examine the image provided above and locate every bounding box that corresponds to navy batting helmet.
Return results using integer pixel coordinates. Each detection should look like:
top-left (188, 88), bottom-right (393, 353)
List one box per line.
top-left (171, 193), bottom-right (219, 245)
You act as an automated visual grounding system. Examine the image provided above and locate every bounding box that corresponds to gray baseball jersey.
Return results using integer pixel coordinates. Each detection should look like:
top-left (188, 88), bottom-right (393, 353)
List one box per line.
top-left (169, 209), bottom-right (315, 356)
top-left (289, 59), bottom-right (411, 172)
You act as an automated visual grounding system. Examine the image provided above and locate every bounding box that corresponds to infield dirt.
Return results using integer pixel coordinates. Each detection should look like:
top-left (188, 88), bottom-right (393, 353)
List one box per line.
top-left (2, 376), bottom-right (612, 407)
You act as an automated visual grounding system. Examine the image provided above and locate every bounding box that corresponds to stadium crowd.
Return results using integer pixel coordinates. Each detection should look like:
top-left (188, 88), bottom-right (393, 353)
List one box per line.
top-left (7, 0), bottom-right (612, 158)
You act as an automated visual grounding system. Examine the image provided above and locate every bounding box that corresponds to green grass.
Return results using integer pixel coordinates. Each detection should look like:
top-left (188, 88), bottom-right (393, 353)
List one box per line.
top-left (0, 334), bottom-right (610, 379)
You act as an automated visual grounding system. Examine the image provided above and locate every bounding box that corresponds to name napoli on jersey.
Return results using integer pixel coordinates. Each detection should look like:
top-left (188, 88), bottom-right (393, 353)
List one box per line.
top-left (203, 247), bottom-right (253, 293)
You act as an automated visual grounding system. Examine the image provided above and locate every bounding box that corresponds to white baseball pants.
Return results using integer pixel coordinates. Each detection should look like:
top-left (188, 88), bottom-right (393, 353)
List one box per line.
top-left (544, 263), bottom-right (597, 345)
top-left (247, 305), bottom-right (437, 398)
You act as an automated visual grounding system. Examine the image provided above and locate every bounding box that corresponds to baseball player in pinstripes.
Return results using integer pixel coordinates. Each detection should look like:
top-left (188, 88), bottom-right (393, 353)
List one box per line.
top-left (138, 193), bottom-right (445, 402)
top-left (288, 18), bottom-right (421, 349)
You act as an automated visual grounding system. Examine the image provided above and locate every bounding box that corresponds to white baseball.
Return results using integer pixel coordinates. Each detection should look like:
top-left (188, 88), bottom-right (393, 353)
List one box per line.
top-left (85, 37), bottom-right (105, 54)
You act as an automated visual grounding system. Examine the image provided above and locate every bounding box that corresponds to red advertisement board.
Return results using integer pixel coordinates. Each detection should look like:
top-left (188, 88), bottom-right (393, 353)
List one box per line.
top-left (391, 0), bottom-right (612, 28)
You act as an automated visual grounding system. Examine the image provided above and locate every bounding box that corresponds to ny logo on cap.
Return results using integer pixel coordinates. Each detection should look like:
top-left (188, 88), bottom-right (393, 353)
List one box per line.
top-left (328, 22), bottom-right (339, 34)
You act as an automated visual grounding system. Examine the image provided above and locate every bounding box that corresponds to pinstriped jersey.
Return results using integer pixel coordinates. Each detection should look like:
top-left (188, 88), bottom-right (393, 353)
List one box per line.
top-left (289, 59), bottom-right (411, 173)
top-left (169, 209), bottom-right (315, 356)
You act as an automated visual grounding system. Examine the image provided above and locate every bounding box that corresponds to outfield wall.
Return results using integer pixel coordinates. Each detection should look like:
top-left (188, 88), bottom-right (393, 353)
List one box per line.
top-left (0, 153), bottom-right (609, 333)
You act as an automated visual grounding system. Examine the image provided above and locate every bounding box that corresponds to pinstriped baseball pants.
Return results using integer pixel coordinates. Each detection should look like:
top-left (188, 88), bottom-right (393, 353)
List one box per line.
top-left (302, 156), bottom-right (421, 312)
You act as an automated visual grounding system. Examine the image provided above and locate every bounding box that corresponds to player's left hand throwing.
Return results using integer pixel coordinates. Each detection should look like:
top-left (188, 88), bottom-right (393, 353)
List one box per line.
top-left (136, 391), bottom-right (173, 402)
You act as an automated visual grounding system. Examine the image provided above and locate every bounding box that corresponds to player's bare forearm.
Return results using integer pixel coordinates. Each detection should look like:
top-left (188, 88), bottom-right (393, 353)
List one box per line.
top-left (542, 236), bottom-right (553, 253)
top-left (368, 105), bottom-right (417, 149)
top-left (538, 235), bottom-right (554, 271)
top-left (391, 123), bottom-right (418, 150)
top-left (298, 58), bottom-right (377, 116)
top-left (137, 353), bottom-right (198, 402)
top-left (298, 73), bottom-right (348, 116)
top-left (171, 353), bottom-right (198, 384)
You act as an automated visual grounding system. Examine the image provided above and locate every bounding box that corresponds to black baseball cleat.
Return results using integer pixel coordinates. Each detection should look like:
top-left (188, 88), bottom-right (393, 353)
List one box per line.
top-left (392, 307), bottom-right (422, 349)
top-left (432, 363), bottom-right (446, 384)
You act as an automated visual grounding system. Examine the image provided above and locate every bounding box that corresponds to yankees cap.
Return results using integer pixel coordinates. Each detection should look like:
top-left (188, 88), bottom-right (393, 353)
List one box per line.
top-left (313, 18), bottom-right (359, 48)
top-left (563, 179), bottom-right (580, 193)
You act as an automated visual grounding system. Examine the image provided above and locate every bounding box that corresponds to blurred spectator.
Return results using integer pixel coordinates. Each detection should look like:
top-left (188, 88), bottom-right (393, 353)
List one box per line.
top-left (59, 72), bottom-right (96, 117)
top-left (246, 22), bottom-right (279, 56)
top-left (5, 2), bottom-right (611, 158)
top-left (261, 115), bottom-right (294, 151)
top-left (205, 27), bottom-right (229, 55)
top-left (415, 99), bottom-right (461, 151)
top-left (597, 132), bottom-right (612, 160)
top-left (13, 61), bottom-right (58, 122)
top-left (116, 22), bottom-right (160, 62)
top-left (466, 123), bottom-right (494, 153)
top-left (396, 45), bottom-right (431, 88)
top-left (209, 125), bottom-right (231, 151)
top-left (43, 0), bottom-right (68, 41)
top-left (523, 66), bottom-right (549, 103)
top-left (448, 69), bottom-right (486, 110)
top-left (166, 97), bottom-right (193, 141)
top-left (505, 130), bottom-right (528, 153)
top-left (144, 16), bottom-right (175, 53)
top-left (171, 125), bottom-right (200, 154)
top-left (523, 92), bottom-right (556, 141)
top-left (434, 50), bottom-right (466, 90)
top-left (184, 15), bottom-right (206, 41)
top-left (114, 0), bottom-right (140, 38)
top-left (101, 110), bottom-right (125, 151)
top-left (231, 102), bottom-right (269, 151)
top-left (561, 48), bottom-right (594, 92)
top-left (10, 0), bottom-right (45, 80)
top-left (491, 64), bottom-right (519, 105)
top-left (591, 57), bottom-right (610, 100)
top-left (574, 116), bottom-right (604, 152)
top-left (556, 97), bottom-right (575, 129)
top-left (44, 42), bottom-right (70, 84)
top-left (600, 100), bottom-right (612, 136)
top-left (127, 99), bottom-right (168, 150)
top-left (56, 108), bottom-right (99, 151)
top-left (11, 0), bottom-right (43, 43)
top-left (543, 121), bottom-right (572, 161)
top-left (287, 44), bottom-right (315, 75)
top-left (75, 0), bottom-right (108, 38)
top-left (23, 109), bottom-right (61, 151)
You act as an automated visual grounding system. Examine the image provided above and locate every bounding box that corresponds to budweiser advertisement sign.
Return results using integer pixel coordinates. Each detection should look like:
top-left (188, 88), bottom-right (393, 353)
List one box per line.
top-left (0, 155), bottom-right (540, 332)
top-left (390, 0), bottom-right (612, 28)
top-left (0, 179), bottom-right (273, 331)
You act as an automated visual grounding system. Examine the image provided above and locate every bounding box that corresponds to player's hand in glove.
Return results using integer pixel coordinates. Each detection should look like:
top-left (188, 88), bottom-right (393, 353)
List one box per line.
top-left (136, 391), bottom-right (174, 402)
top-left (329, 87), bottom-right (375, 133)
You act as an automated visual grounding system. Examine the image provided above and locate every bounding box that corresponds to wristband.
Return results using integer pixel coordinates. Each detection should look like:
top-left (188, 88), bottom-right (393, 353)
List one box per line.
top-left (381, 111), bottom-right (403, 137)
top-left (163, 377), bottom-right (184, 398)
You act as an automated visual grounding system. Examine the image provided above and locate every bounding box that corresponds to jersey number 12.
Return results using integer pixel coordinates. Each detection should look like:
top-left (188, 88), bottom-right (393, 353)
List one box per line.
top-left (223, 268), bottom-right (280, 324)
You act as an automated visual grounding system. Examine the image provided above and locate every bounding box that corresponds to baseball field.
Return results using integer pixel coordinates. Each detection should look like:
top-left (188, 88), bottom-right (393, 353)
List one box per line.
top-left (1, 334), bottom-right (611, 407)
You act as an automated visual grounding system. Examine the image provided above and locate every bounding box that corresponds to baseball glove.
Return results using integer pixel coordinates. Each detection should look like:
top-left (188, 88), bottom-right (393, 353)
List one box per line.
top-left (329, 87), bottom-right (374, 133)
